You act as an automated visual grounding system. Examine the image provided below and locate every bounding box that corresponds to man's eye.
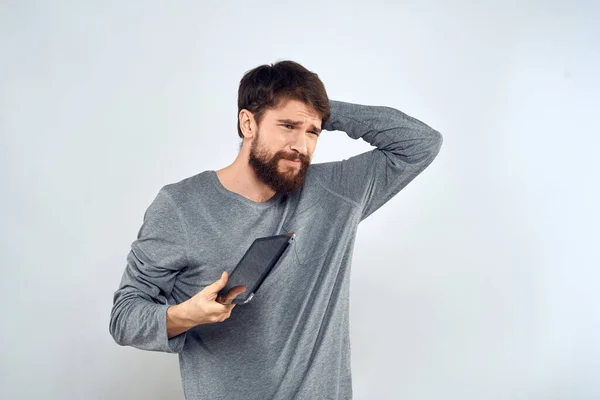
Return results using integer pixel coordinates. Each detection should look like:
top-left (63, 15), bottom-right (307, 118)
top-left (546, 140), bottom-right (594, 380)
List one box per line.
top-left (283, 124), bottom-right (293, 129)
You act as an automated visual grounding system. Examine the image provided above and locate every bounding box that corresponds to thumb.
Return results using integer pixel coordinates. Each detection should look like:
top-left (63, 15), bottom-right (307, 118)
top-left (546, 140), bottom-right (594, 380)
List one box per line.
top-left (206, 271), bottom-right (228, 294)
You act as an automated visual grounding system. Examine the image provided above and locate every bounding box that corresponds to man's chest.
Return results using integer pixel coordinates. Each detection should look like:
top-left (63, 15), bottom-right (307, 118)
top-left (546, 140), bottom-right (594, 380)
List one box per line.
top-left (174, 187), bottom-right (359, 298)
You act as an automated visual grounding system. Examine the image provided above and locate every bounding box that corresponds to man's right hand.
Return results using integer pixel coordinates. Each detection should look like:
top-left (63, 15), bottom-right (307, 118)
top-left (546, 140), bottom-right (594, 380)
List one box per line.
top-left (166, 271), bottom-right (246, 339)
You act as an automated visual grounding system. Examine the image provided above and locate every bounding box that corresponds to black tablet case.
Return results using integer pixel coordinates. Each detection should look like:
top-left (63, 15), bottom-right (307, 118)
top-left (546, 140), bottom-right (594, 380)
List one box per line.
top-left (218, 233), bottom-right (295, 304)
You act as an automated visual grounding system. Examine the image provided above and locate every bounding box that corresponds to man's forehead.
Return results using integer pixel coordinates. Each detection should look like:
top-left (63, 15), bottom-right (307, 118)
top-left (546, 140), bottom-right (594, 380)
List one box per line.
top-left (270, 99), bottom-right (321, 122)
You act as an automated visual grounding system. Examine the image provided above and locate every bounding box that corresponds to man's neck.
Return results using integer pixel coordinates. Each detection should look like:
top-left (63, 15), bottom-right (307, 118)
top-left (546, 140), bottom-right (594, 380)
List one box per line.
top-left (215, 160), bottom-right (276, 203)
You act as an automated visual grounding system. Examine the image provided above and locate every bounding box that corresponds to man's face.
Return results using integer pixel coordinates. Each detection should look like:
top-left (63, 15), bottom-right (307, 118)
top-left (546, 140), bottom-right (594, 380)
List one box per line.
top-left (248, 98), bottom-right (322, 195)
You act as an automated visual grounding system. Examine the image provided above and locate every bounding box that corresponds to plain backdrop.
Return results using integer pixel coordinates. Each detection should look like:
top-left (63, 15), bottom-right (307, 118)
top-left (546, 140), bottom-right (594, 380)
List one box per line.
top-left (1, 1), bottom-right (599, 399)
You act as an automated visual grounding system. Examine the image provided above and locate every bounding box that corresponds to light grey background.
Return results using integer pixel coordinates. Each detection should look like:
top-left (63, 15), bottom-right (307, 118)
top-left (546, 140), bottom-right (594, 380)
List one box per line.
top-left (1, 1), bottom-right (599, 399)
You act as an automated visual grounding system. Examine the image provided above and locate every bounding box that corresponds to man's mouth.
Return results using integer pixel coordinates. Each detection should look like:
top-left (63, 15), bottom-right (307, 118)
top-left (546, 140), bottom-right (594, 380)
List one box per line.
top-left (282, 159), bottom-right (302, 166)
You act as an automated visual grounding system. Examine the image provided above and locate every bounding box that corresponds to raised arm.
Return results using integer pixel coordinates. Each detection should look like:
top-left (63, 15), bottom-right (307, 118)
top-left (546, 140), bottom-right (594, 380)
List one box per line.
top-left (315, 99), bottom-right (443, 220)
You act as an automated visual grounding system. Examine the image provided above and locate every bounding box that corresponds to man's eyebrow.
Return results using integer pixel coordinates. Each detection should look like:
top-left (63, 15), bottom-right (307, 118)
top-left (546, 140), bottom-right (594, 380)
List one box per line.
top-left (277, 119), bottom-right (322, 133)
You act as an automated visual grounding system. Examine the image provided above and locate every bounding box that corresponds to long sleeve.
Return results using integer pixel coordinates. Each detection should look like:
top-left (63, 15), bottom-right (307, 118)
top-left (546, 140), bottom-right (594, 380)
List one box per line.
top-left (316, 99), bottom-right (443, 221)
top-left (109, 187), bottom-right (189, 353)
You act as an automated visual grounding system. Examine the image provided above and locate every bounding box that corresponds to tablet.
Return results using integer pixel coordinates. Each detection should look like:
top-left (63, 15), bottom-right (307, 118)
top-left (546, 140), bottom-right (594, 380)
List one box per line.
top-left (218, 233), bottom-right (295, 304)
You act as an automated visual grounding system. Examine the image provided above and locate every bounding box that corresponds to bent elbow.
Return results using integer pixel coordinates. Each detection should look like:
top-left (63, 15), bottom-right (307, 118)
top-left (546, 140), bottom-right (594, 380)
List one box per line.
top-left (108, 304), bottom-right (130, 347)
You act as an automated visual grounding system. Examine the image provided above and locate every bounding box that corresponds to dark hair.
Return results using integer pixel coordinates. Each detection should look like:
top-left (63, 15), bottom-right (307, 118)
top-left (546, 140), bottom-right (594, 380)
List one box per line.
top-left (237, 60), bottom-right (330, 139)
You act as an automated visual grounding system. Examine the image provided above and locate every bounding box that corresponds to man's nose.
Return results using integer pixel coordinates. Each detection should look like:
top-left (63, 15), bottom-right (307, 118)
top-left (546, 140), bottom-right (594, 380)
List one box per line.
top-left (290, 132), bottom-right (308, 155)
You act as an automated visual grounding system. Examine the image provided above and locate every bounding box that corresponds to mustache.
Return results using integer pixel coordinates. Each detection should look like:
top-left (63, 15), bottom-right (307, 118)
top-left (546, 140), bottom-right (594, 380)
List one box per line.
top-left (278, 153), bottom-right (309, 162)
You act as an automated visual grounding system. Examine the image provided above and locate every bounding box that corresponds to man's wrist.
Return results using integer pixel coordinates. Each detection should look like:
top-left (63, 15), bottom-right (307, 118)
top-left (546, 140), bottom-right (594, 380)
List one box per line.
top-left (323, 99), bottom-right (342, 132)
top-left (167, 301), bottom-right (195, 331)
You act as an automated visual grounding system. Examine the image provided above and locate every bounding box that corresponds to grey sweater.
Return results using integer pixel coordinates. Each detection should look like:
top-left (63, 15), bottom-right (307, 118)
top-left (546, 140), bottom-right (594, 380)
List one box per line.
top-left (109, 99), bottom-right (443, 399)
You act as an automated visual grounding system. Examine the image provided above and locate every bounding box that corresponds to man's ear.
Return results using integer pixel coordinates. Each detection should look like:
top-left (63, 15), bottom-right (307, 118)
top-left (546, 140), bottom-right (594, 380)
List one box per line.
top-left (239, 109), bottom-right (256, 140)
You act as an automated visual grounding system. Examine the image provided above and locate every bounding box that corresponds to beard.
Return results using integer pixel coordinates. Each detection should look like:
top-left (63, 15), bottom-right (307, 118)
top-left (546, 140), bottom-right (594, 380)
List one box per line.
top-left (248, 131), bottom-right (311, 195)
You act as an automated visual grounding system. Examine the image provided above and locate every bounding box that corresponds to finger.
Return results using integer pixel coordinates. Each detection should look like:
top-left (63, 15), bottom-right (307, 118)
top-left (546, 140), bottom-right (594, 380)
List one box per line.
top-left (204, 271), bottom-right (229, 295)
top-left (226, 285), bottom-right (247, 299)
top-left (216, 294), bottom-right (240, 305)
top-left (215, 285), bottom-right (245, 302)
top-left (208, 301), bottom-right (235, 315)
top-left (211, 303), bottom-right (236, 319)
top-left (223, 304), bottom-right (235, 312)
top-left (217, 286), bottom-right (246, 304)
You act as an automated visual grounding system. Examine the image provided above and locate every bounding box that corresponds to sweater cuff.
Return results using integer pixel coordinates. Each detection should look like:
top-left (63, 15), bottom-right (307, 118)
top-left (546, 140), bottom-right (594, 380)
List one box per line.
top-left (158, 304), bottom-right (187, 353)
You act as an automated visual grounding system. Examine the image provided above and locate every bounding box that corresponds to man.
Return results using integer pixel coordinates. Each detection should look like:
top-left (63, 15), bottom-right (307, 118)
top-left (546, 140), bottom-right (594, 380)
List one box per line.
top-left (109, 60), bottom-right (443, 399)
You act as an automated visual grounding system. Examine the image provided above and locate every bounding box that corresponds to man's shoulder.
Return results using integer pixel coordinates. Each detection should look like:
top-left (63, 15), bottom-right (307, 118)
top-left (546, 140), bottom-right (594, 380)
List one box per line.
top-left (159, 170), bottom-right (213, 205)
